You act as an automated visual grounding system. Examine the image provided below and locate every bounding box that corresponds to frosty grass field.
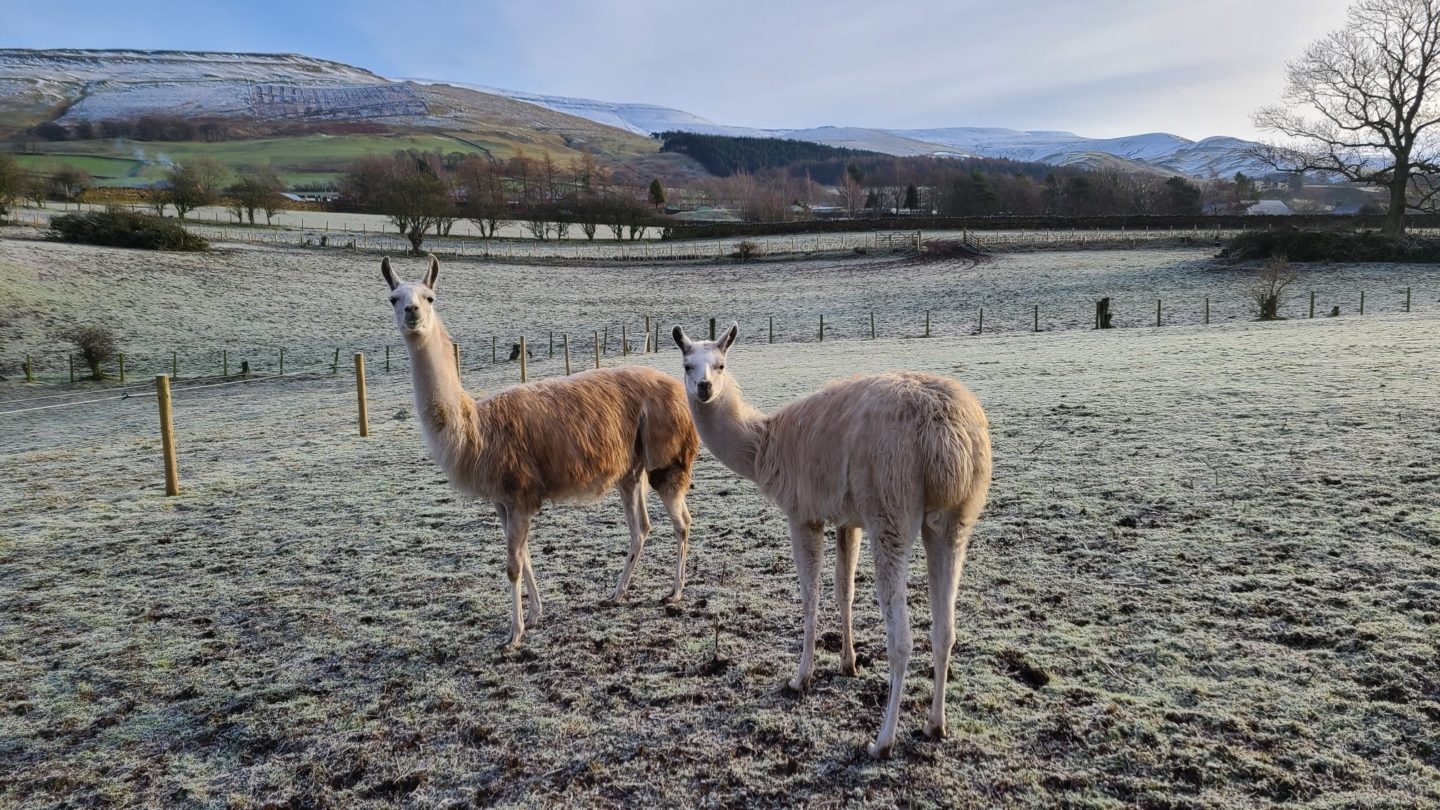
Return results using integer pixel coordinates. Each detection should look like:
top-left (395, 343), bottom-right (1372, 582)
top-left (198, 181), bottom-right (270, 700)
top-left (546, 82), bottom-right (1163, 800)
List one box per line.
top-left (1, 234), bottom-right (1438, 807)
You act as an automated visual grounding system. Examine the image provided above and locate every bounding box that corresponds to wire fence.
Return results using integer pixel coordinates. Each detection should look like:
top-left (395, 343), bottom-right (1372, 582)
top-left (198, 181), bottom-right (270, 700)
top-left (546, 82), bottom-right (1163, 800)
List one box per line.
top-left (3, 281), bottom-right (1426, 400)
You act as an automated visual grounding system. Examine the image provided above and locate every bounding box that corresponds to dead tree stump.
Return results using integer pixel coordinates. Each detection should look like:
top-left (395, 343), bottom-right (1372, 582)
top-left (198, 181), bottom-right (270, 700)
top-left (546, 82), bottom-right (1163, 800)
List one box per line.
top-left (1094, 298), bottom-right (1115, 329)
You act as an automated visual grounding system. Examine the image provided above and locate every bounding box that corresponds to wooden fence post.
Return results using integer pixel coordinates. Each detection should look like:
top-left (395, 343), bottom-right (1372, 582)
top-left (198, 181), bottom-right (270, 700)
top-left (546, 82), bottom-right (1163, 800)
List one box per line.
top-left (383, 345), bottom-right (388, 373)
top-left (709, 318), bottom-right (716, 340)
top-left (69, 354), bottom-right (75, 383)
top-left (603, 327), bottom-right (608, 355)
top-left (1309, 291), bottom-right (1315, 319)
top-left (819, 314), bottom-right (825, 341)
top-left (519, 337), bottom-right (528, 383)
top-left (491, 336), bottom-right (497, 363)
top-left (156, 375), bottom-right (180, 496)
top-left (172, 351), bottom-right (178, 378)
top-left (594, 330), bottom-right (601, 369)
top-left (622, 324), bottom-right (628, 357)
top-left (549, 331), bottom-right (555, 357)
top-left (978, 309), bottom-right (984, 334)
top-left (925, 310), bottom-right (931, 337)
top-left (1155, 299), bottom-right (1162, 327)
top-left (24, 355), bottom-right (33, 383)
top-left (453, 342), bottom-right (461, 375)
top-left (564, 333), bottom-right (572, 375)
top-left (332, 348), bottom-right (340, 375)
top-left (118, 353), bottom-right (125, 383)
top-left (1405, 287), bottom-right (1412, 312)
top-left (1034, 305), bottom-right (1039, 332)
top-left (1204, 297), bottom-right (1209, 325)
top-left (870, 311), bottom-right (876, 339)
top-left (354, 353), bottom-right (369, 437)
top-left (1360, 290), bottom-right (1365, 315)
top-left (223, 349), bottom-right (228, 377)
top-left (769, 316), bottom-right (774, 343)
top-left (644, 316), bottom-right (651, 352)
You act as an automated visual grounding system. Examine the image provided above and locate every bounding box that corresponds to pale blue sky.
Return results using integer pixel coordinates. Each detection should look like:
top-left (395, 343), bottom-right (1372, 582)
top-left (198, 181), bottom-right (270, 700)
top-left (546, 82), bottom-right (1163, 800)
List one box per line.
top-left (6, 0), bottom-right (1353, 139)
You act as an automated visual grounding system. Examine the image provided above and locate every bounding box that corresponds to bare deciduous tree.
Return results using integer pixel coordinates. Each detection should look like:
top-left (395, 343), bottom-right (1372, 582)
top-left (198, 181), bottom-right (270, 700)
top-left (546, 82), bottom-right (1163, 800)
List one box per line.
top-left (1254, 0), bottom-right (1440, 236)
top-left (165, 157), bottom-right (227, 219)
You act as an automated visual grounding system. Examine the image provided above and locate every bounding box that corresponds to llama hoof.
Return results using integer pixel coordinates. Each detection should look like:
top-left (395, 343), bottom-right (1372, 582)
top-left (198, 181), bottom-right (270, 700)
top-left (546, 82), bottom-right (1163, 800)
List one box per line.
top-left (923, 719), bottom-right (948, 740)
top-left (497, 637), bottom-right (522, 653)
top-left (524, 614), bottom-right (542, 630)
top-left (785, 674), bottom-right (812, 694)
top-left (840, 660), bottom-right (861, 677)
top-left (866, 739), bottom-right (894, 760)
top-left (660, 590), bottom-right (683, 605)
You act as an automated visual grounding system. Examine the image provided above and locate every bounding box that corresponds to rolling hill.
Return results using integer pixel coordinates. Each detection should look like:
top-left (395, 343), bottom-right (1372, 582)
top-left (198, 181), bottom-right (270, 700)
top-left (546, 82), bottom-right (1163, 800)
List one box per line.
top-left (0, 48), bottom-right (1274, 185)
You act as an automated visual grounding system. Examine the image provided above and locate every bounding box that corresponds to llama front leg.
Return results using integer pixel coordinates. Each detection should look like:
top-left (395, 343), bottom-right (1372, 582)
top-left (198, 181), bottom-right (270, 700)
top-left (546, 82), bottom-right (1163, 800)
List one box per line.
top-left (657, 482), bottom-right (693, 604)
top-left (836, 524), bottom-right (862, 675)
top-left (923, 506), bottom-right (976, 739)
top-left (501, 504), bottom-right (535, 650)
top-left (608, 473), bottom-right (651, 603)
top-left (787, 518), bottom-right (824, 692)
top-left (867, 521), bottom-right (916, 759)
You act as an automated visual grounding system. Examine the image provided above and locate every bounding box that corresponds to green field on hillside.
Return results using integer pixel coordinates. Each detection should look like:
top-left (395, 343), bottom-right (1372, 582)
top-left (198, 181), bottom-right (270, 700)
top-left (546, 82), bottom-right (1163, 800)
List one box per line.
top-left (22, 133), bottom-right (500, 188)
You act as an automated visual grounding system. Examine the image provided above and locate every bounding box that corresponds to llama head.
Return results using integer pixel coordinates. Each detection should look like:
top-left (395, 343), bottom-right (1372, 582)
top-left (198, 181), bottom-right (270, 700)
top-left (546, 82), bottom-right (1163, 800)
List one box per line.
top-left (382, 255), bottom-right (441, 338)
top-left (672, 322), bottom-right (737, 404)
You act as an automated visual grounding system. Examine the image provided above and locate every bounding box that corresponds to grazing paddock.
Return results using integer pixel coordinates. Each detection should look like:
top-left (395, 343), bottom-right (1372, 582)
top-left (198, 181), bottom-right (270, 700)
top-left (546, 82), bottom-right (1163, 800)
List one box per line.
top-left (3, 310), bottom-right (1438, 806)
top-left (1, 238), bottom-right (1437, 806)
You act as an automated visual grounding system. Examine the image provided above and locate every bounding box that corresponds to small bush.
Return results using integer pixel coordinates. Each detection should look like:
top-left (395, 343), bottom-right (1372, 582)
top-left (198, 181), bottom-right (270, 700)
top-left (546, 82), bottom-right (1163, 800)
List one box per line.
top-left (47, 209), bottom-right (209, 251)
top-left (1220, 228), bottom-right (1440, 263)
top-left (61, 324), bottom-right (118, 380)
top-left (732, 240), bottom-right (758, 261)
top-left (1252, 256), bottom-right (1299, 320)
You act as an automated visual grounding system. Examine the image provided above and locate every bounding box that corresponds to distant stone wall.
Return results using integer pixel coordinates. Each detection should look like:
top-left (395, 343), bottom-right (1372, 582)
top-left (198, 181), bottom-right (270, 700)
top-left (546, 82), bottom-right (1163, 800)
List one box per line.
top-left (249, 84), bottom-right (426, 121)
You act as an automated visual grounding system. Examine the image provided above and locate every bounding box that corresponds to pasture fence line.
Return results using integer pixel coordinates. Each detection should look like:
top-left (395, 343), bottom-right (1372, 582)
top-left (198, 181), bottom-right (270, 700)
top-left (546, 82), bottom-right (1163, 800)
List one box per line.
top-left (1, 284), bottom-right (1431, 400)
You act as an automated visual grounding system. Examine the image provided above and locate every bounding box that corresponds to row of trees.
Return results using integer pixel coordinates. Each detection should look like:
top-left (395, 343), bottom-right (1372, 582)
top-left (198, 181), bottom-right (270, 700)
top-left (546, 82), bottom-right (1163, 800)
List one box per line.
top-left (340, 150), bottom-right (664, 253)
top-left (0, 155), bottom-right (99, 218)
top-left (141, 158), bottom-right (287, 223)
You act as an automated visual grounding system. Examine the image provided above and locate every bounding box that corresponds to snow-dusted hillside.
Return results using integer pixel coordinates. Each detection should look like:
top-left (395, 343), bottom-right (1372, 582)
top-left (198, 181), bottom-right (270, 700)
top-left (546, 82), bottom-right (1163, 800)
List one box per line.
top-left (0, 48), bottom-right (409, 123)
top-left (0, 48), bottom-right (1274, 178)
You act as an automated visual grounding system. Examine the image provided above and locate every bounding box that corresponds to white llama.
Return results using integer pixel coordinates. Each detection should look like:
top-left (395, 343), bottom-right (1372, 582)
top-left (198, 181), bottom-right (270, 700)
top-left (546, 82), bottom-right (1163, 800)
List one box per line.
top-left (673, 323), bottom-right (992, 758)
top-left (383, 256), bottom-right (699, 649)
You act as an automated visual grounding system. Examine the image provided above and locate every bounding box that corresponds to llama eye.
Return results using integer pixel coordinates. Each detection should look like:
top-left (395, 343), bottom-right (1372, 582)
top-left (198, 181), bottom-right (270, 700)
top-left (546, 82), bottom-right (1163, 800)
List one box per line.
top-left (426, 296), bottom-right (435, 303)
top-left (716, 365), bottom-right (725, 372)
top-left (389, 296), bottom-right (398, 304)
top-left (684, 365), bottom-right (693, 373)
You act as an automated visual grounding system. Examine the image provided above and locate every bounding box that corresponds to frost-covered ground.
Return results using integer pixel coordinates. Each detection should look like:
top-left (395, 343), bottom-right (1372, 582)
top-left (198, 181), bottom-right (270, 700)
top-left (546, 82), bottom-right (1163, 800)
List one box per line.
top-left (1, 239), bottom-right (1438, 807)
top-left (2, 234), bottom-right (1436, 377)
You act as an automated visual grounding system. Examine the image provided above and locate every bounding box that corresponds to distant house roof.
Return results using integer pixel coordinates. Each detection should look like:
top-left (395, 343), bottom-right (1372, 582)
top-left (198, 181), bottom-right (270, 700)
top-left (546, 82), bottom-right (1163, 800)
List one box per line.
top-left (1246, 200), bottom-right (1294, 215)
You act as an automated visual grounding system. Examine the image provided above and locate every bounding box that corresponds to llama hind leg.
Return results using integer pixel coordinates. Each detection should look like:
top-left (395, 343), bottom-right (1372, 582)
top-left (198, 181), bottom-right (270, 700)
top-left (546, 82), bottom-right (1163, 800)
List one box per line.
top-left (656, 478), bottom-right (693, 604)
top-left (835, 524), bottom-right (862, 676)
top-left (867, 518), bottom-right (918, 759)
top-left (922, 506), bottom-right (973, 739)
top-left (500, 504), bottom-right (535, 650)
top-left (608, 472), bottom-right (650, 604)
top-left (522, 542), bottom-right (542, 630)
top-left (787, 517), bottom-right (824, 692)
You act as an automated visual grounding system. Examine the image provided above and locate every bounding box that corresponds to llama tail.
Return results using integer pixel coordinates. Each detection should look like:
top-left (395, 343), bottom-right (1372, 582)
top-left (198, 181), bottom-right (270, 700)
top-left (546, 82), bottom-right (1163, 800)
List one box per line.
top-left (922, 386), bottom-right (992, 511)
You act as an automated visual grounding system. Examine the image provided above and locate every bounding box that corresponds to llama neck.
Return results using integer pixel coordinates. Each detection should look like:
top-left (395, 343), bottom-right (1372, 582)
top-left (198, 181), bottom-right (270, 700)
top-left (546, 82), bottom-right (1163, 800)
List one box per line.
top-left (404, 317), bottom-right (482, 456)
top-left (692, 382), bottom-right (767, 482)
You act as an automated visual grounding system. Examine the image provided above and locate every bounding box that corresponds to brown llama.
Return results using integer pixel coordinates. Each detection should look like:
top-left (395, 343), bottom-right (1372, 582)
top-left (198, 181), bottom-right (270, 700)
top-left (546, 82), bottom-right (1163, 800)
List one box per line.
top-left (383, 256), bottom-right (698, 649)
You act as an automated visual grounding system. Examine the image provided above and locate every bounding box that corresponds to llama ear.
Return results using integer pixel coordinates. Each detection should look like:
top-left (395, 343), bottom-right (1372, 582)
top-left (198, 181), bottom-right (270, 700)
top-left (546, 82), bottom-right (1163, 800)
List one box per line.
top-left (381, 257), bottom-right (398, 291)
top-left (423, 254), bottom-right (440, 289)
top-left (672, 326), bottom-right (693, 353)
top-left (717, 322), bottom-right (739, 352)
